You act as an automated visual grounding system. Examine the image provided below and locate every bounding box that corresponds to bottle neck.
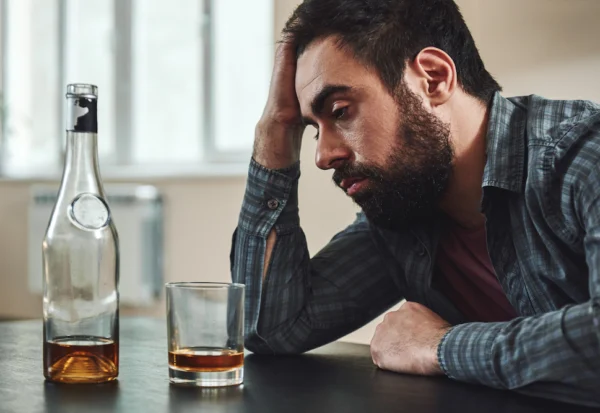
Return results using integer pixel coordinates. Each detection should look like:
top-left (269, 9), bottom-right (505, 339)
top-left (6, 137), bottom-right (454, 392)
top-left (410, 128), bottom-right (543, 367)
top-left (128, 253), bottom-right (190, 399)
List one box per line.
top-left (59, 131), bottom-right (103, 194)
top-left (59, 93), bottom-right (103, 194)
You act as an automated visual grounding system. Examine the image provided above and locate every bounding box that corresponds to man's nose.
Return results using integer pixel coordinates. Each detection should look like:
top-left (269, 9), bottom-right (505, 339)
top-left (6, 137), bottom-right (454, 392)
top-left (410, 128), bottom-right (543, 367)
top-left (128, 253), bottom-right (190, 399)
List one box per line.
top-left (315, 130), bottom-right (352, 170)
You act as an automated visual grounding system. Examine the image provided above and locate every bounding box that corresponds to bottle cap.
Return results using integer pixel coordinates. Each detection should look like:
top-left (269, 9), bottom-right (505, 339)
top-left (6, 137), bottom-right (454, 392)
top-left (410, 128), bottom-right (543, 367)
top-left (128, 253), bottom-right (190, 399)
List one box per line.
top-left (66, 84), bottom-right (98, 99)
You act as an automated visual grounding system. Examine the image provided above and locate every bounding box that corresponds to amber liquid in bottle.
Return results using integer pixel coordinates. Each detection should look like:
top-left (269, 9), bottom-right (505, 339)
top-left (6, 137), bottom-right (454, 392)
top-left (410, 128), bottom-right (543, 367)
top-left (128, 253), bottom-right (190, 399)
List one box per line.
top-left (44, 336), bottom-right (118, 383)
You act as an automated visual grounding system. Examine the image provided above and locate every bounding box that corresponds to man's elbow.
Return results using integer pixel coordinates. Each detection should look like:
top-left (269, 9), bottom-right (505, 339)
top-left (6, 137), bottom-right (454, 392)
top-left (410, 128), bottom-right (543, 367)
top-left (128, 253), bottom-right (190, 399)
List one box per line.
top-left (244, 339), bottom-right (273, 355)
top-left (244, 333), bottom-right (308, 356)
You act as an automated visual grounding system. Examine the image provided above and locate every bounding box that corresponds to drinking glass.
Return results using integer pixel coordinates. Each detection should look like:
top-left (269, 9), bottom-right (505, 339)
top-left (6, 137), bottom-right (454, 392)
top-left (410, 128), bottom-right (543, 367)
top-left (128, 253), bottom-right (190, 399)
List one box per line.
top-left (166, 282), bottom-right (245, 386)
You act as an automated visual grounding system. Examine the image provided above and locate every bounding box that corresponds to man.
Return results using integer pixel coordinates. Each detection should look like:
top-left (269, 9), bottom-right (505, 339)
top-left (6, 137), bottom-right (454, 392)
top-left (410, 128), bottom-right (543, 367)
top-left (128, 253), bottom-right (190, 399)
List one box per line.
top-left (230, 0), bottom-right (600, 407)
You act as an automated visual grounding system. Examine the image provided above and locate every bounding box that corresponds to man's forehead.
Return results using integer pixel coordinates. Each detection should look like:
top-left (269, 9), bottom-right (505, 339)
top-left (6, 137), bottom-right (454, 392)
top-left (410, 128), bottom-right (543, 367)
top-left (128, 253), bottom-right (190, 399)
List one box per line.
top-left (295, 38), bottom-right (364, 98)
top-left (296, 38), bottom-right (348, 90)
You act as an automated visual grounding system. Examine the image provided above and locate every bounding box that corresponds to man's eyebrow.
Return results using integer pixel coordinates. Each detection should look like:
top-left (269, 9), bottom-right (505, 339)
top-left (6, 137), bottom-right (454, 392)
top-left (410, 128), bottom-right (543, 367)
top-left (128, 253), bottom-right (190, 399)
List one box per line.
top-left (310, 85), bottom-right (353, 116)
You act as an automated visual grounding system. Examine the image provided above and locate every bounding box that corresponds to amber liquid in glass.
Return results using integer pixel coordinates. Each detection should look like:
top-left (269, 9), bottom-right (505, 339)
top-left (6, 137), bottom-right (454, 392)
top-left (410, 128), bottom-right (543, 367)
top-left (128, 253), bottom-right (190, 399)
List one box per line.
top-left (168, 348), bottom-right (243, 372)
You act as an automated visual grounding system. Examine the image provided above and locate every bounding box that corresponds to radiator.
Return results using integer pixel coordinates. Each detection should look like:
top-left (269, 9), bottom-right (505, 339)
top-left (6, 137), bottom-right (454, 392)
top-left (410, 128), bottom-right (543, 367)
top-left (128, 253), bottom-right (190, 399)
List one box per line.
top-left (28, 184), bottom-right (164, 307)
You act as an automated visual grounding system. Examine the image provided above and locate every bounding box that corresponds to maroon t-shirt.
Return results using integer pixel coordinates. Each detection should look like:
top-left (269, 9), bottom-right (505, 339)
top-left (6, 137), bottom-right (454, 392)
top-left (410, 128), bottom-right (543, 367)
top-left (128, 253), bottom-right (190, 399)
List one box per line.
top-left (435, 220), bottom-right (517, 322)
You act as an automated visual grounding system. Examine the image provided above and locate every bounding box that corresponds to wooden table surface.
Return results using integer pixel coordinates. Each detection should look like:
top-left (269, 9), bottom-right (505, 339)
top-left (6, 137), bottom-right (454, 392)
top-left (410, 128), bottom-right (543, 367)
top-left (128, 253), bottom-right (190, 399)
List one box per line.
top-left (0, 318), bottom-right (594, 413)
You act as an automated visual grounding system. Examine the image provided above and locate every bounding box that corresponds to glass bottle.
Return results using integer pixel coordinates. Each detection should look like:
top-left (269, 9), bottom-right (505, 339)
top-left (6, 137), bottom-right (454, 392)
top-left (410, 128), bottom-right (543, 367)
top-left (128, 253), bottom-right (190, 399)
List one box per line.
top-left (42, 84), bottom-right (119, 383)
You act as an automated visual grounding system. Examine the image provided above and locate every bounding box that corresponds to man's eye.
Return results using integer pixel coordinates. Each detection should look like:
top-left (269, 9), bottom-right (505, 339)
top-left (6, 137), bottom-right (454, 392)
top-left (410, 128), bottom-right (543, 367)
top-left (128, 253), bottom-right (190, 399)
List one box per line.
top-left (333, 107), bottom-right (347, 119)
top-left (313, 130), bottom-right (320, 141)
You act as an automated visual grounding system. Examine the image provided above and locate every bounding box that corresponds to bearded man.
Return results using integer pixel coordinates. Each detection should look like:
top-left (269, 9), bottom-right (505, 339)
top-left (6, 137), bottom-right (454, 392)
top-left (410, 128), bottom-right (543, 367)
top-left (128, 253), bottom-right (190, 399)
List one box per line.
top-left (230, 0), bottom-right (600, 407)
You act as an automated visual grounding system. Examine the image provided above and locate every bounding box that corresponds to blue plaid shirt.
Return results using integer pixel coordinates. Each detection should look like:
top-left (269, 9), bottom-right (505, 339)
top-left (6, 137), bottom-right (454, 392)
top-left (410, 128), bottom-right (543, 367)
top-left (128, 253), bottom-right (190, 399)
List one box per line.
top-left (231, 93), bottom-right (600, 407)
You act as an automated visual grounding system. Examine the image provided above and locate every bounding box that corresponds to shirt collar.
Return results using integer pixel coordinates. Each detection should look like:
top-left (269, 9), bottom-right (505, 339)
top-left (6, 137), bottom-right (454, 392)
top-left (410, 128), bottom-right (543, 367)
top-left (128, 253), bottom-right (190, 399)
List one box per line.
top-left (482, 92), bottom-right (528, 193)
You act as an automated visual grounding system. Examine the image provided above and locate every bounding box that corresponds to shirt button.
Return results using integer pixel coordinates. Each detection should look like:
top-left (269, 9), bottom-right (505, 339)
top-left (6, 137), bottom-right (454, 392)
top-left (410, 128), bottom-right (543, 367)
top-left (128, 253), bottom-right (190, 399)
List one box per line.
top-left (267, 199), bottom-right (280, 210)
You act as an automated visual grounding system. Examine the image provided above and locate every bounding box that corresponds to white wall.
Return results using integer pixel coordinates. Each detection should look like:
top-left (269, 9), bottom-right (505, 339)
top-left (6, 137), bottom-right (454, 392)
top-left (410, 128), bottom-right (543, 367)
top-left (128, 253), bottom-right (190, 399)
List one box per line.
top-left (1, 0), bottom-right (599, 346)
top-left (463, 0), bottom-right (600, 100)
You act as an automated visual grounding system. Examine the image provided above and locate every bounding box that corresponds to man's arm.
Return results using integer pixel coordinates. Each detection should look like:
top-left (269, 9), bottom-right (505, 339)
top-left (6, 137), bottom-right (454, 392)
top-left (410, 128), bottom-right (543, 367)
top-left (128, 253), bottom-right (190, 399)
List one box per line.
top-left (252, 40), bottom-right (306, 283)
top-left (436, 114), bottom-right (600, 407)
top-left (231, 158), bottom-right (403, 354)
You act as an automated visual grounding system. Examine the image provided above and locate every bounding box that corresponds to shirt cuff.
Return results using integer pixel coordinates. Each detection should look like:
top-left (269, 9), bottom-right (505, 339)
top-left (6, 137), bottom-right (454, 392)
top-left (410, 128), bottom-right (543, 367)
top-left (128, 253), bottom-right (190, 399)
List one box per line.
top-left (238, 158), bottom-right (301, 237)
top-left (437, 321), bottom-right (506, 389)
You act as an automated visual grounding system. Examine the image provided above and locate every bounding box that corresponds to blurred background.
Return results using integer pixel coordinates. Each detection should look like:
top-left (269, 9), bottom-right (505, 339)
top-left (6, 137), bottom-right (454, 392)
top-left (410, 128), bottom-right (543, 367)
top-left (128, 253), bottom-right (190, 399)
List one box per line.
top-left (0, 0), bottom-right (599, 345)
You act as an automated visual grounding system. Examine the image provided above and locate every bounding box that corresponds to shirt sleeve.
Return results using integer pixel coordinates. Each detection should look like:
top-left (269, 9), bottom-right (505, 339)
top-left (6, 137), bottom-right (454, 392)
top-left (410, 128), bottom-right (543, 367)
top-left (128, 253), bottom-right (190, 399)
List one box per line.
top-left (231, 158), bottom-right (403, 354)
top-left (438, 113), bottom-right (600, 408)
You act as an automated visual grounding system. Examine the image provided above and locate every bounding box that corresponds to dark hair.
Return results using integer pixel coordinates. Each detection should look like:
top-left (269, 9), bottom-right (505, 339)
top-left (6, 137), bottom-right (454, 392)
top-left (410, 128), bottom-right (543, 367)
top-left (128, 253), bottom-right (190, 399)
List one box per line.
top-left (284, 0), bottom-right (501, 103)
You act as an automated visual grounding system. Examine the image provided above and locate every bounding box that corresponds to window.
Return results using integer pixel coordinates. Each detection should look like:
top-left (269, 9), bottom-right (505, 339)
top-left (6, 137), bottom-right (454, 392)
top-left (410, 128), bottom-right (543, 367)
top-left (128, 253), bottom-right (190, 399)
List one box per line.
top-left (0, 0), bottom-right (273, 178)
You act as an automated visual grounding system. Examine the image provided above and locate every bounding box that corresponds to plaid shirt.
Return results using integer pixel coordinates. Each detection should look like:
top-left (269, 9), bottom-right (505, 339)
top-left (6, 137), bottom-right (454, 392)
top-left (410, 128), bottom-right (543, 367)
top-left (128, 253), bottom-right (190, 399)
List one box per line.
top-left (231, 92), bottom-right (600, 407)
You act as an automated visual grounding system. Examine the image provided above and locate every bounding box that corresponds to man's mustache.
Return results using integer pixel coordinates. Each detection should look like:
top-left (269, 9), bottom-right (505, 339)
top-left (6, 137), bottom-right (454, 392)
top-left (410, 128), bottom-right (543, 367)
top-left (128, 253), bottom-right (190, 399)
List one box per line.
top-left (332, 162), bottom-right (383, 187)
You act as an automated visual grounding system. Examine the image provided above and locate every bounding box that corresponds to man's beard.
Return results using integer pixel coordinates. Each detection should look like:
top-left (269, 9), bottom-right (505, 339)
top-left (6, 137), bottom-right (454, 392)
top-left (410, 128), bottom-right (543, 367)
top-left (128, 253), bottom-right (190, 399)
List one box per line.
top-left (332, 84), bottom-right (454, 231)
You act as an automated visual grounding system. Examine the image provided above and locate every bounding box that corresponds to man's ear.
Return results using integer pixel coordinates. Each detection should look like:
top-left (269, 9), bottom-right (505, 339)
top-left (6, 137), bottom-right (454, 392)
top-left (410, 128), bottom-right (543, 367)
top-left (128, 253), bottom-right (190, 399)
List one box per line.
top-left (405, 47), bottom-right (457, 107)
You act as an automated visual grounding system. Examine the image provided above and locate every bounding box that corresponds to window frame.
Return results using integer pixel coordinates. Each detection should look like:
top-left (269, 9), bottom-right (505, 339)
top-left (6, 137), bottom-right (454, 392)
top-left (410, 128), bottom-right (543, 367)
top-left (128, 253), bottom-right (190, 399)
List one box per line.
top-left (0, 0), bottom-right (262, 180)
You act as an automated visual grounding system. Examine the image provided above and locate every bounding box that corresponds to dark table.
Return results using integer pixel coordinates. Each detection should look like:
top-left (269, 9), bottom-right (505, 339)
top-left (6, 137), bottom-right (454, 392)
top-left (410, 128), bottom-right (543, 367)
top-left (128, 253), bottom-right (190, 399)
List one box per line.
top-left (0, 318), bottom-right (594, 413)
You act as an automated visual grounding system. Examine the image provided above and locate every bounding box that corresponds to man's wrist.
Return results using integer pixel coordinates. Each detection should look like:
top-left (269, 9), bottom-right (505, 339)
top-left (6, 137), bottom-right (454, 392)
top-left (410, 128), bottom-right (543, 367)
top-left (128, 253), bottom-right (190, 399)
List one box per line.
top-left (253, 120), bottom-right (304, 170)
top-left (430, 326), bottom-right (452, 375)
top-left (435, 326), bottom-right (455, 377)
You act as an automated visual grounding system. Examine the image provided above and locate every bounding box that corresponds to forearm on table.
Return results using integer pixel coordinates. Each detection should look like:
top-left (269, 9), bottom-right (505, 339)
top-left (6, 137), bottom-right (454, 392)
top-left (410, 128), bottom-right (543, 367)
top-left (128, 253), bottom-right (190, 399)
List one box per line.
top-left (233, 212), bottom-right (403, 354)
top-left (438, 300), bottom-right (600, 407)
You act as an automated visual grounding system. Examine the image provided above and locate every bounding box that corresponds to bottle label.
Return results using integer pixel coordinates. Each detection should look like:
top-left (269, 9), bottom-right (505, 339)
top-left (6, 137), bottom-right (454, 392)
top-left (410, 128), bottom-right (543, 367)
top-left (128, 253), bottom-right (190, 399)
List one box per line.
top-left (68, 193), bottom-right (110, 230)
top-left (67, 97), bottom-right (98, 133)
